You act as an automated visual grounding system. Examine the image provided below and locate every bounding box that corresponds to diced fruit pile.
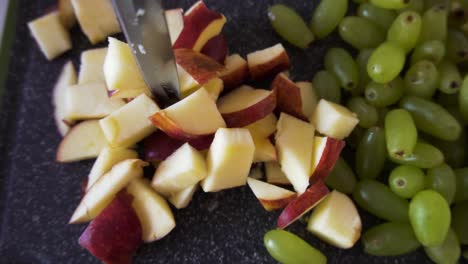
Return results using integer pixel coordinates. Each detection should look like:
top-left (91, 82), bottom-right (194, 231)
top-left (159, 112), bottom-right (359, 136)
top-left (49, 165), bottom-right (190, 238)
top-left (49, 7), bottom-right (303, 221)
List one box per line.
top-left (27, 0), bottom-right (468, 263)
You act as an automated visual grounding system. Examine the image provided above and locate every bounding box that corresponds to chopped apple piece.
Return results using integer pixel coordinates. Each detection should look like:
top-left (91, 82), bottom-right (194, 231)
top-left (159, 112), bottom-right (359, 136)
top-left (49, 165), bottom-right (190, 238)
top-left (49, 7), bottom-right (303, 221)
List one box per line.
top-left (87, 148), bottom-right (138, 191)
top-left (220, 54), bottom-right (249, 91)
top-left (265, 162), bottom-right (290, 185)
top-left (53, 61), bottom-right (77, 136)
top-left (247, 178), bottom-right (297, 211)
top-left (175, 49), bottom-right (225, 85)
top-left (165, 8), bottom-right (184, 44)
top-left (310, 137), bottom-right (345, 182)
top-left (311, 99), bottom-right (359, 140)
top-left (56, 120), bottom-right (108, 163)
top-left (71, 0), bottom-right (121, 44)
top-left (201, 34), bottom-right (228, 64)
top-left (78, 48), bottom-right (107, 84)
top-left (127, 178), bottom-right (176, 242)
top-left (244, 114), bottom-right (277, 138)
top-left (247, 43), bottom-right (291, 81)
top-left (177, 66), bottom-right (201, 97)
top-left (218, 85), bottom-right (276, 127)
top-left (168, 184), bottom-right (198, 209)
top-left (58, 0), bottom-right (76, 28)
top-left (271, 73), bottom-right (306, 120)
top-left (275, 113), bottom-right (315, 194)
top-left (296, 81), bottom-right (318, 118)
top-left (249, 164), bottom-right (264, 180)
top-left (28, 11), bottom-right (71, 60)
top-left (149, 88), bottom-right (226, 141)
top-left (253, 136), bottom-right (277, 163)
top-left (201, 128), bottom-right (255, 192)
top-left (144, 131), bottom-right (185, 162)
top-left (202, 77), bottom-right (224, 100)
top-left (307, 190), bottom-right (362, 249)
top-left (70, 159), bottom-right (147, 223)
top-left (277, 180), bottom-right (329, 229)
top-left (99, 94), bottom-right (159, 148)
top-left (151, 143), bottom-right (207, 196)
top-left (173, 1), bottom-right (227, 52)
top-left (104, 37), bottom-right (151, 99)
top-left (64, 82), bottom-right (125, 121)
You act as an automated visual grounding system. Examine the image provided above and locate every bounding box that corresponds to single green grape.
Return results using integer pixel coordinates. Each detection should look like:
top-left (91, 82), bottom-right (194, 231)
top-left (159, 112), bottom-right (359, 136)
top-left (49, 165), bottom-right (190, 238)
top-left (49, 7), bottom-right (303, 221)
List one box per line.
top-left (365, 77), bottom-right (404, 107)
top-left (385, 109), bottom-right (418, 159)
top-left (356, 49), bottom-right (374, 92)
top-left (362, 222), bottom-right (421, 256)
top-left (390, 140), bottom-right (444, 169)
top-left (404, 60), bottom-right (439, 98)
top-left (410, 40), bottom-right (446, 65)
top-left (325, 48), bottom-right (360, 93)
top-left (367, 42), bottom-right (406, 83)
top-left (424, 229), bottom-right (461, 264)
top-left (409, 190), bottom-right (451, 247)
top-left (353, 179), bottom-right (409, 222)
top-left (347, 97), bottom-right (379, 128)
top-left (428, 130), bottom-right (467, 169)
top-left (446, 29), bottom-right (468, 63)
top-left (426, 163), bottom-right (456, 204)
top-left (387, 11), bottom-right (422, 52)
top-left (324, 157), bottom-right (357, 194)
top-left (400, 0), bottom-right (424, 13)
top-left (264, 230), bottom-right (327, 264)
top-left (451, 201), bottom-right (468, 244)
top-left (389, 165), bottom-right (425, 198)
top-left (438, 60), bottom-right (462, 94)
top-left (310, 0), bottom-right (348, 38)
top-left (454, 168), bottom-right (468, 202)
top-left (370, 0), bottom-right (410, 9)
top-left (418, 5), bottom-right (448, 43)
top-left (356, 127), bottom-right (386, 179)
top-left (312, 70), bottom-right (341, 103)
top-left (358, 3), bottom-right (397, 30)
top-left (339, 16), bottom-right (385, 49)
top-left (459, 75), bottom-right (468, 123)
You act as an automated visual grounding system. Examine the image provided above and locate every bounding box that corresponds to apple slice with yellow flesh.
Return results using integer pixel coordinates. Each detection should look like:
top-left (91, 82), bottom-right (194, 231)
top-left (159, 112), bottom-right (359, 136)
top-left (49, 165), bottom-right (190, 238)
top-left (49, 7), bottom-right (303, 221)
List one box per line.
top-left (244, 113), bottom-right (277, 138)
top-left (218, 85), bottom-right (276, 127)
top-left (307, 190), bottom-right (362, 249)
top-left (173, 1), bottom-right (226, 52)
top-left (151, 143), bottom-right (207, 197)
top-left (253, 136), bottom-right (277, 163)
top-left (127, 178), bottom-right (176, 242)
top-left (247, 178), bottom-right (297, 211)
top-left (87, 147), bottom-right (138, 191)
top-left (201, 128), bottom-right (255, 192)
top-left (311, 99), bottom-right (359, 140)
top-left (275, 113), bottom-right (315, 194)
top-left (53, 61), bottom-right (77, 136)
top-left (271, 73), bottom-right (306, 120)
top-left (165, 8), bottom-right (184, 44)
top-left (99, 94), bottom-right (160, 148)
top-left (247, 43), bottom-right (291, 81)
top-left (78, 47), bottom-right (107, 84)
top-left (277, 180), bottom-right (330, 229)
top-left (149, 88), bottom-right (226, 141)
top-left (56, 120), bottom-right (108, 163)
top-left (220, 54), bottom-right (249, 92)
top-left (201, 34), bottom-right (228, 64)
top-left (70, 159), bottom-right (148, 223)
top-left (265, 161), bottom-right (290, 185)
top-left (296, 81), bottom-right (318, 118)
top-left (168, 184), bottom-right (198, 209)
top-left (310, 136), bottom-right (346, 182)
top-left (58, 0), bottom-right (76, 28)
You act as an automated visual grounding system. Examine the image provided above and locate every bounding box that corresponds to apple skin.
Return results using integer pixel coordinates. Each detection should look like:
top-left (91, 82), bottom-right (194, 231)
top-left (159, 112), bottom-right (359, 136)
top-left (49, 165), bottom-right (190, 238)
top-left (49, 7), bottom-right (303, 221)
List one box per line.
top-left (247, 44), bottom-right (291, 81)
top-left (311, 138), bottom-right (346, 183)
top-left (78, 190), bottom-right (142, 264)
top-left (144, 131), bottom-right (185, 162)
top-left (271, 73), bottom-right (307, 120)
top-left (220, 54), bottom-right (249, 92)
top-left (201, 34), bottom-right (228, 64)
top-left (175, 49), bottom-right (225, 86)
top-left (277, 180), bottom-right (330, 229)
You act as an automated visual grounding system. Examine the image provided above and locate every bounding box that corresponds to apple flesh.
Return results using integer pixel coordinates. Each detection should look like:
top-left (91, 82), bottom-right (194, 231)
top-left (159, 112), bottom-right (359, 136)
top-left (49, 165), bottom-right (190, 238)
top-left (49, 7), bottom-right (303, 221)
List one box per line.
top-left (78, 47), bottom-right (107, 84)
top-left (275, 113), bottom-right (315, 194)
top-left (311, 99), bottom-right (359, 140)
top-left (201, 34), bottom-right (228, 64)
top-left (78, 190), bottom-right (142, 264)
top-left (271, 73), bottom-right (306, 120)
top-left (70, 159), bottom-right (147, 223)
top-left (218, 85), bottom-right (276, 127)
top-left (173, 1), bottom-right (227, 52)
top-left (58, 0), bottom-right (76, 28)
top-left (252, 136), bottom-right (277, 163)
top-left (201, 128), bottom-right (255, 192)
top-left (56, 120), bottom-right (108, 163)
top-left (310, 136), bottom-right (345, 182)
top-left (296, 81), bottom-right (318, 118)
top-left (307, 190), bottom-right (362, 249)
top-left (265, 162), bottom-right (290, 185)
top-left (277, 180), bottom-right (330, 229)
top-left (247, 178), bottom-right (297, 211)
top-left (244, 113), bottom-right (277, 138)
top-left (168, 184), bottom-right (198, 209)
top-left (174, 49), bottom-right (225, 86)
top-left (220, 54), bottom-right (249, 91)
top-left (165, 8), bottom-right (184, 44)
top-left (127, 178), bottom-right (176, 242)
top-left (53, 61), bottom-right (77, 136)
top-left (201, 77), bottom-right (224, 100)
top-left (247, 43), bottom-right (291, 81)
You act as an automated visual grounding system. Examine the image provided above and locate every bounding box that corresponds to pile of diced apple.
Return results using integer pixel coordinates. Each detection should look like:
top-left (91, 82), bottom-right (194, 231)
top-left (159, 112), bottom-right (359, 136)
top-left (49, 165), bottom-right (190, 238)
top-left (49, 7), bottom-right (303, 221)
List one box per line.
top-left (43, 1), bottom-right (363, 262)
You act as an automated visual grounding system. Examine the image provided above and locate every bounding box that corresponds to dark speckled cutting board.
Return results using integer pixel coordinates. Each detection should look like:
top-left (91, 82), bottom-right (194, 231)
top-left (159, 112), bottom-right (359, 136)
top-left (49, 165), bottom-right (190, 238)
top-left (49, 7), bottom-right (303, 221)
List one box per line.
top-left (0, 0), bottom-right (453, 263)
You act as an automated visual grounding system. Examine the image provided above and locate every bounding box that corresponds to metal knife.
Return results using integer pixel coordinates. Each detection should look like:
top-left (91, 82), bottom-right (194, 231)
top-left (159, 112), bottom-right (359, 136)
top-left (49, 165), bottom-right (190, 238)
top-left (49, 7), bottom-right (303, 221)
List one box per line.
top-left (111, 0), bottom-right (180, 107)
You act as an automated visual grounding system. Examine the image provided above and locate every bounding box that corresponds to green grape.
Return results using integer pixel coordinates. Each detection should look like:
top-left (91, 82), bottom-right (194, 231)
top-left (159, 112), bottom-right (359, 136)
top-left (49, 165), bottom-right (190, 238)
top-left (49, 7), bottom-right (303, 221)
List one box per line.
top-left (451, 201), bottom-right (468, 244)
top-left (264, 230), bottom-right (327, 264)
top-left (438, 60), bottom-right (462, 94)
top-left (358, 3), bottom-right (398, 30)
top-left (410, 40), bottom-right (446, 65)
top-left (424, 229), bottom-right (461, 264)
top-left (400, 96), bottom-right (462, 141)
top-left (418, 5), bottom-right (448, 43)
top-left (367, 42), bottom-right (406, 83)
top-left (365, 77), bottom-right (404, 107)
top-left (356, 127), bottom-right (386, 179)
top-left (429, 130), bottom-right (467, 169)
top-left (356, 49), bottom-right (374, 92)
top-left (312, 70), bottom-right (341, 103)
top-left (385, 109), bottom-right (418, 159)
top-left (370, 0), bottom-right (410, 9)
top-left (459, 75), bottom-right (468, 123)
top-left (389, 165), bottom-right (425, 198)
top-left (404, 60), bottom-right (439, 98)
top-left (390, 140), bottom-right (444, 169)
top-left (324, 157), bottom-right (357, 194)
top-left (362, 222), bottom-right (421, 256)
top-left (426, 163), bottom-right (456, 204)
top-left (400, 0), bottom-right (425, 12)
top-left (268, 5), bottom-right (315, 49)
top-left (347, 97), bottom-right (379, 128)
top-left (353, 179), bottom-right (409, 222)
top-left (454, 168), bottom-right (468, 202)
top-left (446, 29), bottom-right (468, 63)
top-left (339, 16), bottom-right (386, 49)
top-left (409, 190), bottom-right (451, 247)
top-left (325, 48), bottom-right (360, 93)
top-left (310, 0), bottom-right (348, 38)
top-left (387, 11), bottom-right (422, 52)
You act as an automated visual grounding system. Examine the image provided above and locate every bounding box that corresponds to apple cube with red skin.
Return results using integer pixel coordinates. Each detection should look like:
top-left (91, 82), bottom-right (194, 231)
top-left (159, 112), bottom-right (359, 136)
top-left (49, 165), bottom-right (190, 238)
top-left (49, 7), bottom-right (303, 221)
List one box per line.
top-left (311, 99), bottom-right (359, 140)
top-left (220, 54), bottom-right (249, 91)
top-left (201, 34), bottom-right (228, 64)
top-left (277, 180), bottom-right (330, 229)
top-left (247, 178), bottom-right (296, 211)
top-left (271, 73), bottom-right (306, 120)
top-left (53, 61), bottom-right (77, 136)
top-left (79, 190), bottom-right (142, 264)
top-left (247, 43), bottom-right (291, 81)
top-left (310, 136), bottom-right (346, 182)
top-left (165, 8), bottom-right (184, 44)
top-left (175, 49), bottom-right (225, 86)
top-left (296, 81), bottom-right (318, 118)
top-left (244, 113), bottom-right (277, 138)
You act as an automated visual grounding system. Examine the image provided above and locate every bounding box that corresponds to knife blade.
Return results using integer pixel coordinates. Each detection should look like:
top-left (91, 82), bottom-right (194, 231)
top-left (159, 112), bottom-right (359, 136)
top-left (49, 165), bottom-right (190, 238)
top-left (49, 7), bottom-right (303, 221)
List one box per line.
top-left (111, 0), bottom-right (180, 106)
